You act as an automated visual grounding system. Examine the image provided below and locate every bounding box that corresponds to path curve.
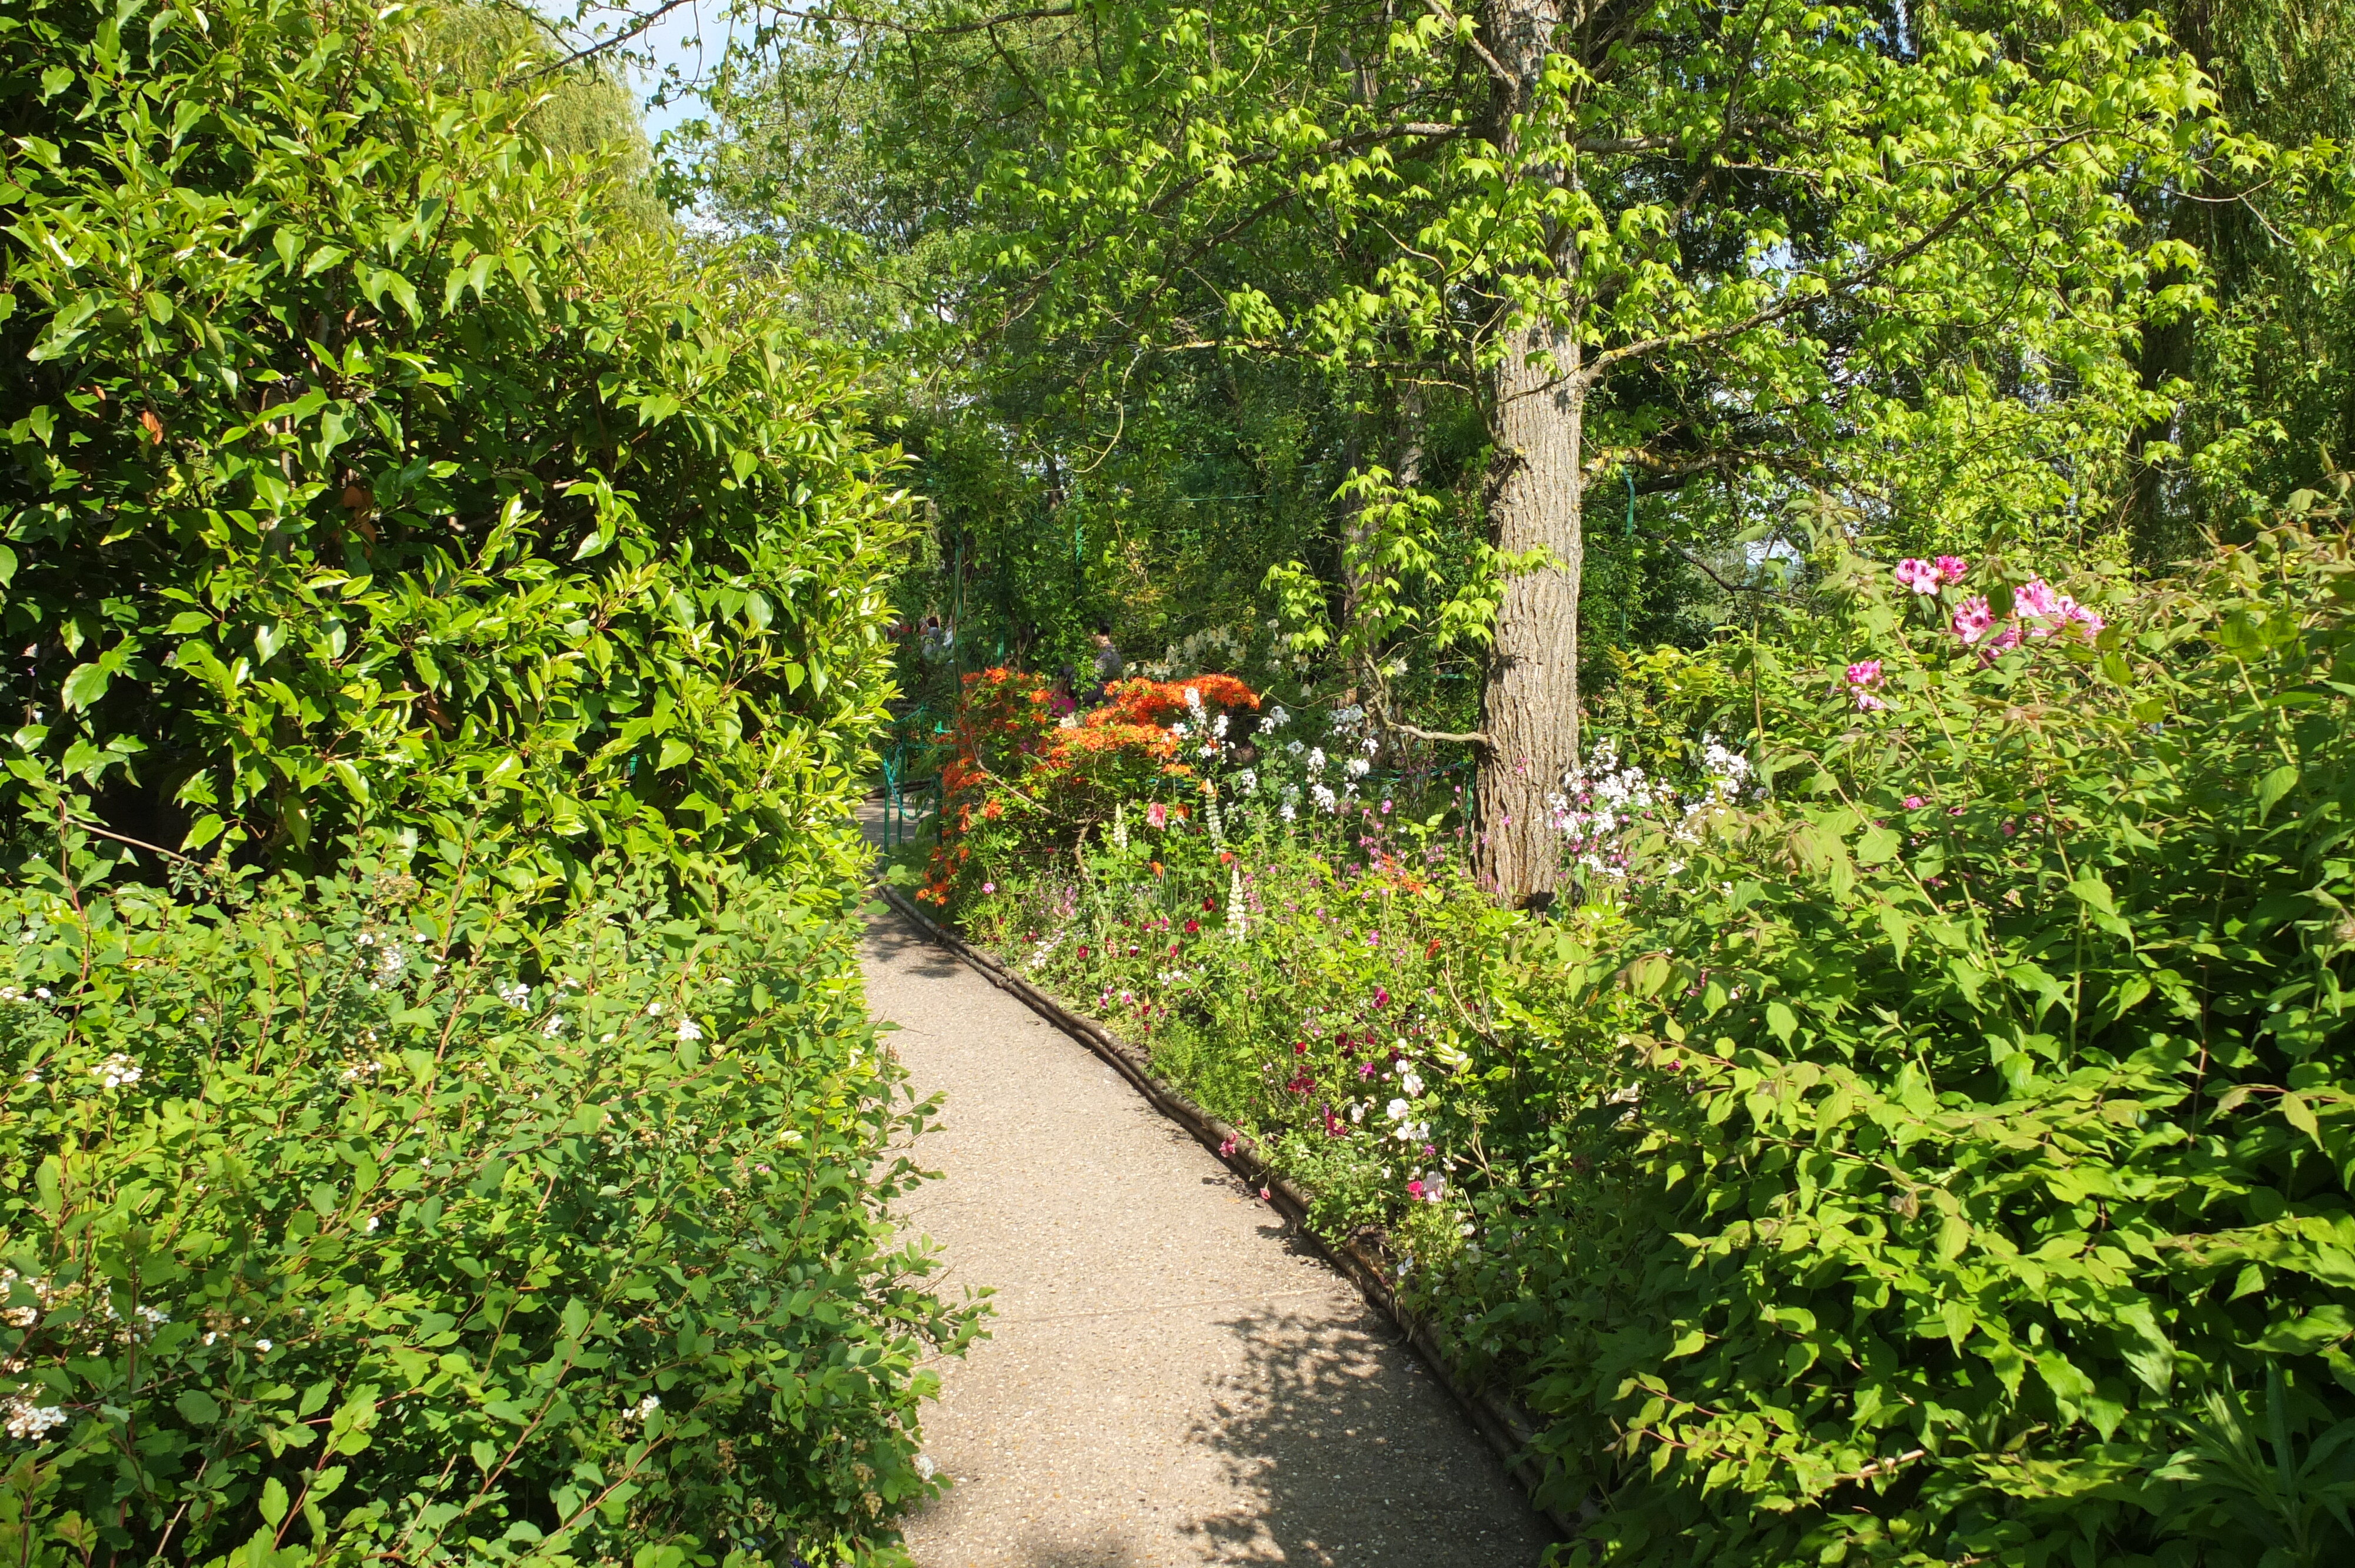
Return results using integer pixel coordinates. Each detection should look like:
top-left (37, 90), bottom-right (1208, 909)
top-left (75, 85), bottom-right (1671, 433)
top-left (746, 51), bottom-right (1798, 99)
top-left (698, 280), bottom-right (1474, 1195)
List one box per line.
top-left (863, 874), bottom-right (1553, 1566)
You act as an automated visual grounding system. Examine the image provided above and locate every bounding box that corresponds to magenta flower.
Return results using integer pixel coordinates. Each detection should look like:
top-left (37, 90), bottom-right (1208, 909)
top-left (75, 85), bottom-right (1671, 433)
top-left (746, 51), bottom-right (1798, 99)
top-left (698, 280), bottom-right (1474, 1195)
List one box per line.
top-left (1219, 1137), bottom-right (1238, 1158)
top-left (2072, 603), bottom-right (2107, 636)
top-left (1894, 559), bottom-right (1941, 595)
top-left (1372, 986), bottom-right (1389, 1008)
top-left (1845, 659), bottom-right (1883, 689)
top-left (1935, 555), bottom-right (1968, 583)
top-left (2014, 577), bottom-right (2061, 619)
top-left (981, 882), bottom-right (996, 894)
top-left (1904, 795), bottom-right (1926, 810)
top-left (1952, 596), bottom-right (1994, 644)
top-left (1406, 1179), bottom-right (1425, 1200)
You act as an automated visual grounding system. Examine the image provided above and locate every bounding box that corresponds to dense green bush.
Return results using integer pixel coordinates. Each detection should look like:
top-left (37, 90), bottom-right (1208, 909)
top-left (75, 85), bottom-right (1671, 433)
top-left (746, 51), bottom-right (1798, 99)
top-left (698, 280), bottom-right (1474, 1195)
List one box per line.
top-left (927, 513), bottom-right (2355, 1565)
top-left (0, 0), bottom-right (905, 892)
top-left (0, 838), bottom-right (977, 1566)
top-left (1458, 516), bottom-right (2355, 1566)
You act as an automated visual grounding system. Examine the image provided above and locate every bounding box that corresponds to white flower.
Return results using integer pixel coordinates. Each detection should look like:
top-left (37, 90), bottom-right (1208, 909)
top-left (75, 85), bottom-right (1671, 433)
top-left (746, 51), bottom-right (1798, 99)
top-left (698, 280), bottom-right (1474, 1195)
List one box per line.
top-left (4, 1400), bottom-right (68, 1441)
top-left (1213, 713), bottom-right (1229, 739)
top-left (1306, 747), bottom-right (1327, 774)
top-left (254, 1339), bottom-right (273, 1353)
top-left (1349, 1101), bottom-right (1365, 1124)
top-left (1279, 803), bottom-right (1298, 822)
top-left (624, 1393), bottom-right (661, 1423)
top-left (1169, 720), bottom-right (1189, 739)
top-left (1344, 756), bottom-right (1370, 779)
top-left (1386, 1097), bottom-right (1411, 1122)
top-left (92, 1054), bottom-right (141, 1089)
top-left (364, 1216), bottom-right (380, 1233)
top-left (1232, 768), bottom-right (1258, 796)
top-left (1419, 1171), bottom-right (1448, 1204)
top-left (646, 1002), bottom-right (664, 1016)
top-left (541, 1014), bottom-right (565, 1038)
top-left (1309, 783), bottom-right (1337, 813)
top-left (497, 981), bottom-right (530, 1008)
top-left (1399, 1069), bottom-right (1425, 1097)
top-left (1266, 704), bottom-right (1289, 728)
top-left (676, 1019), bottom-right (704, 1043)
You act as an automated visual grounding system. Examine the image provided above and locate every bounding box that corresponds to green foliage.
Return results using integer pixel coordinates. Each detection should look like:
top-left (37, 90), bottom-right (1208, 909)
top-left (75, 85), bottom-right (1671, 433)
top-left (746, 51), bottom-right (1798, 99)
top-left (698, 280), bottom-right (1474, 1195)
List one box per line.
top-left (0, 0), bottom-right (906, 891)
top-left (1446, 514), bottom-right (2355, 1564)
top-left (0, 839), bottom-right (976, 1566)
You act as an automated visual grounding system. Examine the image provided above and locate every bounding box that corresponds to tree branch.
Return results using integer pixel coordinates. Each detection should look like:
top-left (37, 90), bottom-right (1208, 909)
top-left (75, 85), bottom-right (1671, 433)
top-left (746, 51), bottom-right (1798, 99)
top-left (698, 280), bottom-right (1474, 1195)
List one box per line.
top-left (1580, 131), bottom-right (2095, 383)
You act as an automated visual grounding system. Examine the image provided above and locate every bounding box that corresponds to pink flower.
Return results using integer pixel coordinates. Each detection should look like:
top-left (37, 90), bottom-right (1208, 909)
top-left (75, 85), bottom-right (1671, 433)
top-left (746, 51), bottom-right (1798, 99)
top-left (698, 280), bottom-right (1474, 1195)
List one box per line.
top-left (1854, 690), bottom-right (1889, 712)
top-left (1406, 1179), bottom-right (1425, 1200)
top-left (1952, 596), bottom-right (1994, 644)
top-left (1935, 555), bottom-right (1968, 584)
top-left (981, 882), bottom-right (996, 894)
top-left (2071, 602), bottom-right (2106, 636)
top-left (1845, 659), bottom-right (1884, 688)
top-left (1219, 1137), bottom-right (1238, 1158)
top-left (1373, 986), bottom-right (1389, 1008)
top-left (1948, 806), bottom-right (1965, 817)
top-left (1903, 796), bottom-right (1926, 810)
top-left (1145, 802), bottom-right (1168, 830)
top-left (1894, 558), bottom-right (1941, 595)
top-left (1258, 1186), bottom-right (1272, 1202)
top-left (2014, 577), bottom-right (2061, 619)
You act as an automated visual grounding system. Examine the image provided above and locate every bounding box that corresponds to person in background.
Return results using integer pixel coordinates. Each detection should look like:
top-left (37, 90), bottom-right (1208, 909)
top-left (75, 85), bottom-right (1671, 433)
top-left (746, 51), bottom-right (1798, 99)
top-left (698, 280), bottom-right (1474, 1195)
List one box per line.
top-left (1086, 622), bottom-right (1121, 704)
top-left (1049, 667), bottom-right (1077, 722)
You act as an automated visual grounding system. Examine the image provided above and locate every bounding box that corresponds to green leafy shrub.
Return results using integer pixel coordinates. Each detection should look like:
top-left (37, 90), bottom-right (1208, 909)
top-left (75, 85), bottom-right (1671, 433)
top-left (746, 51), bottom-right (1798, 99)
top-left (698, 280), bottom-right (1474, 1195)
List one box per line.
top-left (0, 838), bottom-right (977, 1566)
top-left (1454, 516), bottom-right (2355, 1565)
top-left (0, 0), bottom-right (905, 889)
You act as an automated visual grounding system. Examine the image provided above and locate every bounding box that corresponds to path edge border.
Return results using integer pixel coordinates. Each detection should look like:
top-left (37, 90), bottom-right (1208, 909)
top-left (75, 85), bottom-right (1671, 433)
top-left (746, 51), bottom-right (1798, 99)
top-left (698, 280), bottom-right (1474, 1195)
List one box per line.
top-left (875, 882), bottom-right (1577, 1543)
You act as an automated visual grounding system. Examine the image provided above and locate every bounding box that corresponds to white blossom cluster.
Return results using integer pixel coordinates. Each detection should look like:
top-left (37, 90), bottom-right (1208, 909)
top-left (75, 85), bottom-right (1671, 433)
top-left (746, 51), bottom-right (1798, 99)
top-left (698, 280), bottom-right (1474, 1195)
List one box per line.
top-left (1546, 734), bottom-right (1754, 883)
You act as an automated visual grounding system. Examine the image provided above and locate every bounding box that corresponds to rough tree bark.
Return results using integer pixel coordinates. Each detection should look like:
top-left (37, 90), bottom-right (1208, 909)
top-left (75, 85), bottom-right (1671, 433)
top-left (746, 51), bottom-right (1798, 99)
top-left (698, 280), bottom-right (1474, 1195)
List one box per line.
top-left (1471, 0), bottom-right (1584, 908)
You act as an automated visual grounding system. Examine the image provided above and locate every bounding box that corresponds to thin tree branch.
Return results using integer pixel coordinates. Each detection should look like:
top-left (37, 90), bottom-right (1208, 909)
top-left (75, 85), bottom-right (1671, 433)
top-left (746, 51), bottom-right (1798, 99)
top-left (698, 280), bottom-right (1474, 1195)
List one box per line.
top-left (1581, 131), bottom-right (2097, 383)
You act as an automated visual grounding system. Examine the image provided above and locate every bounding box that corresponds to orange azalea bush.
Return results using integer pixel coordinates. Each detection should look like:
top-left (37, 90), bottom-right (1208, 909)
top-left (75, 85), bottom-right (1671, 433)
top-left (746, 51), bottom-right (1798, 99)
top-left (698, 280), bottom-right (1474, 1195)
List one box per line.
top-left (916, 669), bottom-right (1259, 905)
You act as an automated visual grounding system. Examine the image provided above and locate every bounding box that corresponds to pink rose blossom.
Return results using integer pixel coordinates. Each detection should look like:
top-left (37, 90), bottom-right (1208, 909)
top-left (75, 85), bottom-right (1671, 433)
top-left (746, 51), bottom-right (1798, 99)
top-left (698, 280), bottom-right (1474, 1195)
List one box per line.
top-left (1145, 802), bottom-right (1168, 829)
top-left (1952, 596), bottom-right (1994, 643)
top-left (1935, 555), bottom-right (1968, 584)
top-left (1894, 558), bottom-right (1941, 595)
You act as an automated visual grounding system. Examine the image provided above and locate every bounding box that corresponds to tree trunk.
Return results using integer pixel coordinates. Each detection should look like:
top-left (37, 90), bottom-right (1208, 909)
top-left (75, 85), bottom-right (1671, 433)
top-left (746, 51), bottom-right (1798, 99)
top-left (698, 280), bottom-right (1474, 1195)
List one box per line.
top-left (1471, 0), bottom-right (1584, 908)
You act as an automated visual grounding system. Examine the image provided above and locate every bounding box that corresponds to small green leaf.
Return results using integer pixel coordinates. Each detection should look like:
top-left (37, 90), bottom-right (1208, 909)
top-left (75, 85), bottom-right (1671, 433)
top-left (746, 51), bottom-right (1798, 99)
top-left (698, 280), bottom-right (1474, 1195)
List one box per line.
top-left (61, 660), bottom-right (110, 710)
top-left (2256, 764), bottom-right (2298, 822)
top-left (259, 1477), bottom-right (289, 1527)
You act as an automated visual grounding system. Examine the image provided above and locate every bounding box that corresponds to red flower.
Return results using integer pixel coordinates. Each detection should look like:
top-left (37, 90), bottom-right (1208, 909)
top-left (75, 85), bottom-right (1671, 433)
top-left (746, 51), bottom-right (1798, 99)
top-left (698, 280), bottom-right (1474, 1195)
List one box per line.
top-left (1202, 896), bottom-right (1216, 911)
top-left (1292, 1041), bottom-right (1309, 1056)
top-left (1184, 919), bottom-right (1200, 935)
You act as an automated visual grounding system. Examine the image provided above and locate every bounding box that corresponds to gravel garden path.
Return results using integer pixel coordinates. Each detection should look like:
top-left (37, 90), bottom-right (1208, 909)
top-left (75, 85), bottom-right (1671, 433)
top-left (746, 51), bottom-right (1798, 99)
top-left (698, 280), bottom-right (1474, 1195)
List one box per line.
top-left (860, 830), bottom-right (1553, 1567)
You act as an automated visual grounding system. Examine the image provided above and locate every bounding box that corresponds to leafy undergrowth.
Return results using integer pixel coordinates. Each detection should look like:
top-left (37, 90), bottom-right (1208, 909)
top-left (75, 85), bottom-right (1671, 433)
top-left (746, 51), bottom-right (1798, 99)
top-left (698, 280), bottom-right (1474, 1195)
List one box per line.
top-left (2, 845), bottom-right (980, 1565)
top-left (909, 516), bottom-right (2355, 1568)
